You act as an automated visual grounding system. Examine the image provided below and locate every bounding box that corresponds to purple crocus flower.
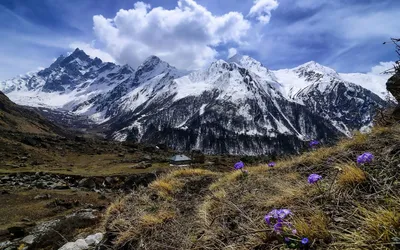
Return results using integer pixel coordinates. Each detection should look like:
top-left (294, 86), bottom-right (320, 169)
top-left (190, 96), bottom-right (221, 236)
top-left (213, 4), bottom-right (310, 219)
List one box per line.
top-left (273, 222), bottom-right (283, 233)
top-left (357, 152), bottom-right (374, 164)
top-left (268, 162), bottom-right (276, 167)
top-left (234, 161), bottom-right (244, 170)
top-left (264, 214), bottom-right (272, 225)
top-left (308, 174), bottom-right (322, 184)
top-left (284, 237), bottom-right (290, 243)
top-left (277, 209), bottom-right (292, 219)
top-left (292, 229), bottom-right (297, 235)
top-left (309, 140), bottom-right (319, 148)
top-left (301, 237), bottom-right (309, 244)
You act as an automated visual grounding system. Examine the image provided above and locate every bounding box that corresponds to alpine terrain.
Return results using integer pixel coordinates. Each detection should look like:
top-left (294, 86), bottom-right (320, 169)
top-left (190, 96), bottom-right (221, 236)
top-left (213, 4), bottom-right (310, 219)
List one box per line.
top-left (0, 49), bottom-right (390, 155)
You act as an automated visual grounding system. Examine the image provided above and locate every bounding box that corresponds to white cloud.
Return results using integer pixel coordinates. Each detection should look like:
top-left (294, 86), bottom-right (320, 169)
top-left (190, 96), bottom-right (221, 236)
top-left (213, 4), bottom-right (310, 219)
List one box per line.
top-left (370, 61), bottom-right (396, 75)
top-left (91, 0), bottom-right (251, 70)
top-left (228, 48), bottom-right (238, 58)
top-left (248, 0), bottom-right (279, 24)
top-left (69, 42), bottom-right (115, 63)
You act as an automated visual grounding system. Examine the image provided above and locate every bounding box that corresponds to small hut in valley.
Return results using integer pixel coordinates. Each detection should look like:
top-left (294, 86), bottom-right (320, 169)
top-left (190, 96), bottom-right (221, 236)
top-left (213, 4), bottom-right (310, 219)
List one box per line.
top-left (170, 154), bottom-right (192, 166)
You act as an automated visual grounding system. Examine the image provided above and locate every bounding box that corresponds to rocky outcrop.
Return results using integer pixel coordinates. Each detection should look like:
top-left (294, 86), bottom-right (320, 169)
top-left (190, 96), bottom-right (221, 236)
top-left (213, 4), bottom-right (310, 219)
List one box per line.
top-left (387, 72), bottom-right (400, 102)
top-left (386, 72), bottom-right (400, 119)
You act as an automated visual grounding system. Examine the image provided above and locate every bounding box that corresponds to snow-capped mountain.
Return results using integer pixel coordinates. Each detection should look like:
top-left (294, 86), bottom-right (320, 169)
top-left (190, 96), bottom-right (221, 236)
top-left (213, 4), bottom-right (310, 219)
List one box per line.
top-left (103, 58), bottom-right (339, 154)
top-left (0, 49), bottom-right (390, 154)
top-left (274, 61), bottom-right (388, 135)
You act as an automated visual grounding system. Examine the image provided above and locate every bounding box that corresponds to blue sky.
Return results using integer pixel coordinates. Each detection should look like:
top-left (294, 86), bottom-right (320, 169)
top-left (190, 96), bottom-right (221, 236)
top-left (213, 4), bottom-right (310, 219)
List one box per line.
top-left (0, 0), bottom-right (399, 80)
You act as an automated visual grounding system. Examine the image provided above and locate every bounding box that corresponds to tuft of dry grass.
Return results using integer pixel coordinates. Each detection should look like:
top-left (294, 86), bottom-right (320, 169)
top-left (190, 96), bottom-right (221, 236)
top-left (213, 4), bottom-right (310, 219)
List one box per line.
top-left (293, 210), bottom-right (331, 241)
top-left (149, 179), bottom-right (182, 198)
top-left (140, 210), bottom-right (176, 227)
top-left (335, 205), bottom-right (400, 248)
top-left (337, 163), bottom-right (367, 187)
top-left (209, 170), bottom-right (242, 191)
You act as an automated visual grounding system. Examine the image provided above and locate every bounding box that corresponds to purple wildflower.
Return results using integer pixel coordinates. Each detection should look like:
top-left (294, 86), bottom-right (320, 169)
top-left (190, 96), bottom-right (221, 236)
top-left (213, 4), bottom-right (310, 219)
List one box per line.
top-left (357, 152), bottom-right (374, 164)
top-left (284, 237), bottom-right (290, 243)
top-left (292, 229), bottom-right (297, 235)
top-left (268, 162), bottom-right (276, 167)
top-left (277, 209), bottom-right (292, 219)
top-left (264, 214), bottom-right (272, 225)
top-left (301, 237), bottom-right (309, 244)
top-left (309, 140), bottom-right (319, 148)
top-left (234, 161), bottom-right (244, 170)
top-left (273, 222), bottom-right (283, 233)
top-left (308, 174), bottom-right (322, 184)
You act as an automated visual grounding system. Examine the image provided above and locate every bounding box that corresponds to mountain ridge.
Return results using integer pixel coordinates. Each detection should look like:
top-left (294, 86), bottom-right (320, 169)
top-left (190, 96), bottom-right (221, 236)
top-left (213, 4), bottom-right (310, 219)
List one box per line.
top-left (0, 49), bottom-right (391, 154)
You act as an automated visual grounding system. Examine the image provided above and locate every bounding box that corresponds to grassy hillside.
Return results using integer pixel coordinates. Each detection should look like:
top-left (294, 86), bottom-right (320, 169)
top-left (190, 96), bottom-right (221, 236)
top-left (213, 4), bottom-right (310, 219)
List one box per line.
top-left (103, 125), bottom-right (400, 249)
top-left (0, 91), bottom-right (66, 135)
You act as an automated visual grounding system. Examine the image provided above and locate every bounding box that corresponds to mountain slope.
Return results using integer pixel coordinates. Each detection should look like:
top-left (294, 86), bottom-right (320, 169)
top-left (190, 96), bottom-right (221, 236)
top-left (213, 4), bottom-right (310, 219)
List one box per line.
top-left (274, 61), bottom-right (388, 135)
top-left (0, 50), bottom-right (390, 154)
top-left (104, 59), bottom-right (340, 154)
top-left (0, 91), bottom-right (64, 135)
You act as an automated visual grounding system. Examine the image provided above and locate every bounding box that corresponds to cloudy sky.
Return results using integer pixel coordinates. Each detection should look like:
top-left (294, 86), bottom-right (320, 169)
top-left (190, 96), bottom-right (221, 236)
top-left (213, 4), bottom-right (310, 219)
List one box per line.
top-left (0, 0), bottom-right (399, 80)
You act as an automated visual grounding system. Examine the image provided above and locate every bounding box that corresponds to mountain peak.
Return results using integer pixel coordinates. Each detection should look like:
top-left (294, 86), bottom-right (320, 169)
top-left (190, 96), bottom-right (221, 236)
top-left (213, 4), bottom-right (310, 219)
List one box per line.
top-left (295, 61), bottom-right (339, 77)
top-left (142, 55), bottom-right (162, 65)
top-left (68, 48), bottom-right (91, 61)
top-left (228, 54), bottom-right (260, 66)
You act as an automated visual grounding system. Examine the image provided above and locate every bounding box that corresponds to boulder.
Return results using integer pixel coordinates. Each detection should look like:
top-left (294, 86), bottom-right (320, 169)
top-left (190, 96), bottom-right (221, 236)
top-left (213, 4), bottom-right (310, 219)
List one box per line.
top-left (27, 209), bottom-right (100, 249)
top-left (78, 178), bottom-right (96, 189)
top-left (84, 233), bottom-right (103, 246)
top-left (21, 235), bottom-right (36, 245)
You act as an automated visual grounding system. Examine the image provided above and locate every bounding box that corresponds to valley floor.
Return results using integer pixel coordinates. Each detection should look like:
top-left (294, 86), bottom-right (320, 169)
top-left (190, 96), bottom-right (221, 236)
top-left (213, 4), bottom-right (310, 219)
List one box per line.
top-left (0, 130), bottom-right (236, 249)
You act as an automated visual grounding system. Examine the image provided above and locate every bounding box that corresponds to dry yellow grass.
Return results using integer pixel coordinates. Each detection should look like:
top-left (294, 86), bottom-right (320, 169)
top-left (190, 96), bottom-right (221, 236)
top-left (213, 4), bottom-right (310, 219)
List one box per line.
top-left (102, 124), bottom-right (400, 250)
top-left (335, 206), bottom-right (400, 248)
top-left (149, 168), bottom-right (217, 198)
top-left (337, 163), bottom-right (367, 187)
top-left (149, 179), bottom-right (182, 198)
top-left (169, 168), bottom-right (214, 178)
top-left (294, 211), bottom-right (330, 241)
top-left (209, 170), bottom-right (243, 191)
top-left (140, 210), bottom-right (176, 227)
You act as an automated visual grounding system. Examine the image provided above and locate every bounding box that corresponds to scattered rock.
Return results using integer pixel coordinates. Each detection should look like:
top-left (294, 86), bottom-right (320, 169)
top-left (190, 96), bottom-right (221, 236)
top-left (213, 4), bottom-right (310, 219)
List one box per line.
top-left (143, 155), bottom-right (152, 161)
top-left (27, 209), bottom-right (100, 249)
top-left (21, 235), bottom-right (36, 245)
top-left (34, 194), bottom-right (52, 200)
top-left (52, 182), bottom-right (70, 190)
top-left (131, 161), bottom-right (152, 169)
top-left (35, 182), bottom-right (47, 189)
top-left (78, 178), bottom-right (96, 189)
top-left (0, 241), bottom-right (12, 249)
top-left (85, 232), bottom-right (103, 246)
